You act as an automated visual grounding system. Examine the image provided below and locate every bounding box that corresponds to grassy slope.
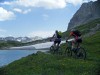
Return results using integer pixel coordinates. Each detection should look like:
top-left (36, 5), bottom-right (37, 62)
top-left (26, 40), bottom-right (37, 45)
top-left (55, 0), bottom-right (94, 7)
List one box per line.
top-left (0, 31), bottom-right (100, 75)
top-left (62, 18), bottom-right (100, 38)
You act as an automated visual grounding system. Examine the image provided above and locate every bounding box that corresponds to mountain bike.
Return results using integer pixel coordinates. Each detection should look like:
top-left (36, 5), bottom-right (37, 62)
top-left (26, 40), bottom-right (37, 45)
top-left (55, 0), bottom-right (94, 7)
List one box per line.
top-left (65, 40), bottom-right (86, 60)
top-left (50, 40), bottom-right (62, 55)
top-left (50, 45), bottom-right (59, 54)
top-left (50, 38), bottom-right (61, 54)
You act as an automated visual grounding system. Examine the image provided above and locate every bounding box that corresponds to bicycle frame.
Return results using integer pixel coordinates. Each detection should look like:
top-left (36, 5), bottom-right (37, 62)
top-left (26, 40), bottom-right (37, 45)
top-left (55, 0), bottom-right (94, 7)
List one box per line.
top-left (66, 38), bottom-right (81, 49)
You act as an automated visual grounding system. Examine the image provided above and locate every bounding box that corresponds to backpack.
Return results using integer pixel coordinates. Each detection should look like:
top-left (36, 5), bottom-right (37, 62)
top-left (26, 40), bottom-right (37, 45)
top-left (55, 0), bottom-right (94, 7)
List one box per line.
top-left (73, 30), bottom-right (81, 36)
top-left (57, 32), bottom-right (62, 38)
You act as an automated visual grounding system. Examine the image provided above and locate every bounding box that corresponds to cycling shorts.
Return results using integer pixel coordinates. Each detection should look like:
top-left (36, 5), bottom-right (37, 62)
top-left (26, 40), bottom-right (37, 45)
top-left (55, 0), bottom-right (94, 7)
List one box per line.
top-left (54, 38), bottom-right (61, 44)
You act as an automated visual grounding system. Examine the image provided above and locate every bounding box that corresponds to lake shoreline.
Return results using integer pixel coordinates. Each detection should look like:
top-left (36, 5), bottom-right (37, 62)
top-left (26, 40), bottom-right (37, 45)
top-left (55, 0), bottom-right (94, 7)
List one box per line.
top-left (0, 47), bottom-right (49, 50)
top-left (0, 50), bottom-right (49, 67)
top-left (0, 41), bottom-right (65, 50)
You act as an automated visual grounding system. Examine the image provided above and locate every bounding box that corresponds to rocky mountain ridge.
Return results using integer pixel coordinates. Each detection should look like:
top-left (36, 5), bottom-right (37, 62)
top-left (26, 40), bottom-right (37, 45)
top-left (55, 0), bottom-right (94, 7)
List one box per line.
top-left (68, 0), bottom-right (100, 30)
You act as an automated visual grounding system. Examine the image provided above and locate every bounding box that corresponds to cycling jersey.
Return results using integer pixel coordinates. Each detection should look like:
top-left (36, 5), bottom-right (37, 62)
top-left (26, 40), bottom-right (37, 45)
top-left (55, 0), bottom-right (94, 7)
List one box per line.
top-left (70, 31), bottom-right (78, 40)
top-left (70, 31), bottom-right (82, 43)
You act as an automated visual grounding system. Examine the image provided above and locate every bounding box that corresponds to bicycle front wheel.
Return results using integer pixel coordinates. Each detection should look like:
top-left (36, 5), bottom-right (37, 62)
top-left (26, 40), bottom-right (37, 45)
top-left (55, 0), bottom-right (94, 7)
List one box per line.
top-left (50, 46), bottom-right (54, 54)
top-left (76, 47), bottom-right (86, 60)
top-left (65, 47), bottom-right (72, 57)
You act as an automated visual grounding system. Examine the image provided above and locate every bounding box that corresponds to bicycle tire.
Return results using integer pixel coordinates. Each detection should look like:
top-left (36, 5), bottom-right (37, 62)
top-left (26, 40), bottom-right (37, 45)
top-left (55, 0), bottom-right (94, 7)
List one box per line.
top-left (65, 47), bottom-right (72, 57)
top-left (50, 46), bottom-right (59, 54)
top-left (54, 46), bottom-right (60, 54)
top-left (50, 46), bottom-right (54, 54)
top-left (57, 46), bottom-right (62, 55)
top-left (76, 47), bottom-right (86, 60)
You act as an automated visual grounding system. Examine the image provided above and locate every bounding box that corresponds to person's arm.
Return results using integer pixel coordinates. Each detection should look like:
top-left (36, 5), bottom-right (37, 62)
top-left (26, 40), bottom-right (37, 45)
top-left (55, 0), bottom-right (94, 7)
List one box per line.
top-left (66, 35), bottom-right (71, 42)
top-left (50, 34), bottom-right (55, 41)
top-left (72, 33), bottom-right (78, 40)
top-left (66, 32), bottom-right (73, 42)
top-left (53, 34), bottom-right (55, 37)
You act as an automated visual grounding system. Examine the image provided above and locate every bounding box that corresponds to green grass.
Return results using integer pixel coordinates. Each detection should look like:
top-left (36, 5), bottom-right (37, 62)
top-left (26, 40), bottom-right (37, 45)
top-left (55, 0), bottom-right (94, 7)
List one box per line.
top-left (75, 18), bottom-right (100, 35)
top-left (0, 31), bottom-right (100, 75)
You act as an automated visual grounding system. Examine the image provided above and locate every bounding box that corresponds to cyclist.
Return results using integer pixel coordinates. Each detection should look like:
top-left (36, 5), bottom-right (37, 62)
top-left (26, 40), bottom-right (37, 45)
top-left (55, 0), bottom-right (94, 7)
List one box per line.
top-left (51, 30), bottom-right (62, 48)
top-left (66, 29), bottom-right (82, 50)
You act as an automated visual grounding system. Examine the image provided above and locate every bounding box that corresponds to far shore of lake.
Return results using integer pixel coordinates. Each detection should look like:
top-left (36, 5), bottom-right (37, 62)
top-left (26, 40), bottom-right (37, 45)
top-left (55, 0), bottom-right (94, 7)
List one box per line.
top-left (0, 41), bottom-right (65, 50)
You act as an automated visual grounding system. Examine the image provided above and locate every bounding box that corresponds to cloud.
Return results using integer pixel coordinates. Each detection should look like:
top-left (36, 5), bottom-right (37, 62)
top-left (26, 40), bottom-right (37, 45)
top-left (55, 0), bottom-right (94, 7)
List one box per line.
top-left (0, 7), bottom-right (15, 21)
top-left (35, 0), bottom-right (66, 9)
top-left (13, 8), bottom-right (31, 14)
top-left (0, 0), bottom-right (97, 9)
top-left (0, 1), bottom-right (12, 5)
top-left (23, 9), bottom-right (31, 14)
top-left (65, 0), bottom-right (97, 5)
top-left (13, 8), bottom-right (22, 13)
top-left (12, 0), bottom-right (66, 9)
top-left (0, 0), bottom-right (74, 9)
top-left (66, 0), bottom-right (83, 5)
top-left (83, 0), bottom-right (97, 2)
top-left (28, 31), bottom-right (54, 38)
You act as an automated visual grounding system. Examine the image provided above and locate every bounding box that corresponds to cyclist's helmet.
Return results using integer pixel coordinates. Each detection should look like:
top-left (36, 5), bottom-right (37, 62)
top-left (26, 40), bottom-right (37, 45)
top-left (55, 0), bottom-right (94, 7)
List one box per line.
top-left (55, 30), bottom-right (58, 33)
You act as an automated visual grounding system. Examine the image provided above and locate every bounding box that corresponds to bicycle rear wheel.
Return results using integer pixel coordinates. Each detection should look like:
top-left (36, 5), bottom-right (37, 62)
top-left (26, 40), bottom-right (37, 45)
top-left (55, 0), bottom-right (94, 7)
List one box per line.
top-left (76, 47), bottom-right (86, 60)
top-left (65, 47), bottom-right (72, 57)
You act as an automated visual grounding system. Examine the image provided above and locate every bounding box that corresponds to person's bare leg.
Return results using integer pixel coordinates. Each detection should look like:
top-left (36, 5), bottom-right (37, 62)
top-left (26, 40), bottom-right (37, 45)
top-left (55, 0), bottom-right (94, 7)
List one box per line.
top-left (72, 41), bottom-right (75, 50)
top-left (72, 38), bottom-right (76, 49)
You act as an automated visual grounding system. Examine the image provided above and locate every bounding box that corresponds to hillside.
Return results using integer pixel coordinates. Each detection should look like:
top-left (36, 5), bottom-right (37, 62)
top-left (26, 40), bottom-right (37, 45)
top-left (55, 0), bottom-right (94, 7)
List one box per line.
top-left (62, 18), bottom-right (100, 38)
top-left (0, 25), bottom-right (100, 75)
top-left (68, 0), bottom-right (100, 30)
top-left (0, 41), bottom-right (23, 49)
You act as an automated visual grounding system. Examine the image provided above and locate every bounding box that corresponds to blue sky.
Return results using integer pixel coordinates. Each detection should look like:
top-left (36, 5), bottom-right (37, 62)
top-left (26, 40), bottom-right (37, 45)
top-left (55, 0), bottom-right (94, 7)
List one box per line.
top-left (0, 0), bottom-right (97, 38)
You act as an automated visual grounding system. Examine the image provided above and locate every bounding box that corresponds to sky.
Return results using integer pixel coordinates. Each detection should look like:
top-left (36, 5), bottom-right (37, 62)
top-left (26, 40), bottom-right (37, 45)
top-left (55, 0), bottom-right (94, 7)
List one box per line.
top-left (0, 0), bottom-right (97, 38)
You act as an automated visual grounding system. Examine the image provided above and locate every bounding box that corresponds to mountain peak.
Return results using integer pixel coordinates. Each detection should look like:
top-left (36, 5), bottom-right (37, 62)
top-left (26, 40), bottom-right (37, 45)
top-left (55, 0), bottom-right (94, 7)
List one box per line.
top-left (68, 0), bottom-right (100, 30)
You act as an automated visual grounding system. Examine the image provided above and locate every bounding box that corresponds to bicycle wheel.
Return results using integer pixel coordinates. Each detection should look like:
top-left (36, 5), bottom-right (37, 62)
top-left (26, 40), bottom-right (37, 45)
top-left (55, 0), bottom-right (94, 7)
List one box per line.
top-left (65, 47), bottom-right (72, 57)
top-left (53, 45), bottom-right (60, 54)
top-left (56, 46), bottom-right (62, 55)
top-left (50, 46), bottom-right (54, 54)
top-left (76, 47), bottom-right (86, 60)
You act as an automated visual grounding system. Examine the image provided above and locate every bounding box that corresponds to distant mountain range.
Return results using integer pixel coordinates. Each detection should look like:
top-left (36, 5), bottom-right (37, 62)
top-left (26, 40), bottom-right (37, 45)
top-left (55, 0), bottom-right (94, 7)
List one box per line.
top-left (0, 36), bottom-right (42, 43)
